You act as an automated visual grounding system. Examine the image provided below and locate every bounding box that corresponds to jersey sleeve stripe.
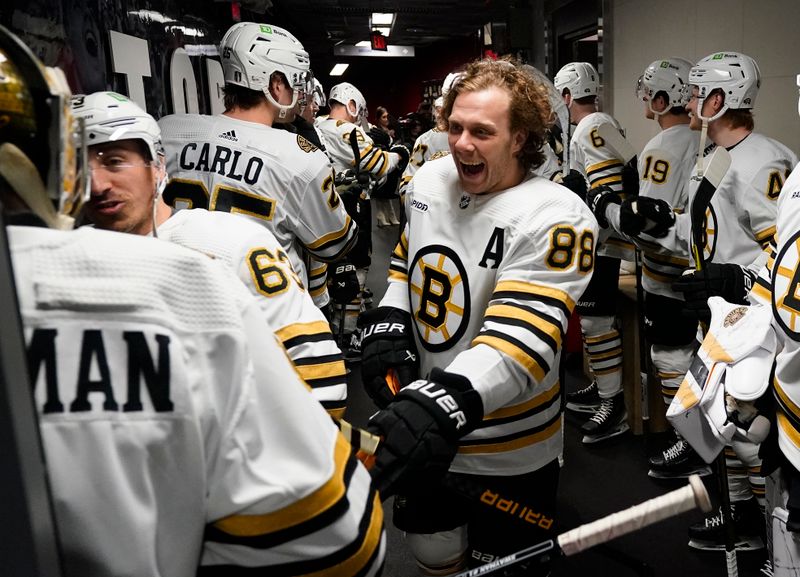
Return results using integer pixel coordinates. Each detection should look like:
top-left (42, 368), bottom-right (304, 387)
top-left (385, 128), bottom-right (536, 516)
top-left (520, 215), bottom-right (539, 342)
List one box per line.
top-left (304, 217), bottom-right (356, 252)
top-left (296, 362), bottom-right (347, 385)
top-left (587, 158), bottom-right (623, 173)
top-left (309, 284), bottom-right (328, 298)
top-left (493, 280), bottom-right (575, 316)
top-left (471, 330), bottom-right (548, 382)
top-left (643, 265), bottom-right (681, 284)
top-left (457, 414), bottom-right (561, 454)
top-left (483, 306), bottom-right (560, 354)
top-left (275, 320), bottom-right (334, 344)
top-left (489, 301), bottom-right (566, 340)
top-left (754, 225), bottom-right (777, 244)
top-left (589, 174), bottom-right (623, 188)
top-left (388, 269), bottom-right (408, 283)
top-left (210, 434), bottom-right (352, 537)
top-left (202, 482), bottom-right (385, 577)
top-left (482, 380), bottom-right (560, 422)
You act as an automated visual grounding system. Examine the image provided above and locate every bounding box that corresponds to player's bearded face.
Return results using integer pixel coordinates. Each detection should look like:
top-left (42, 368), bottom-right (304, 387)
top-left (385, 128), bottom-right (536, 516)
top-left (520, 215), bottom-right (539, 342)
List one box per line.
top-left (447, 87), bottom-right (526, 195)
top-left (85, 141), bottom-right (158, 235)
top-left (687, 88), bottom-right (702, 131)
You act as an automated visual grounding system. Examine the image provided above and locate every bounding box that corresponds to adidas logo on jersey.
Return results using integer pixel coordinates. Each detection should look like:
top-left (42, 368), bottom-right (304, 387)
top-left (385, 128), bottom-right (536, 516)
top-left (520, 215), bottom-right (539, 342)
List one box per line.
top-left (219, 130), bottom-right (238, 142)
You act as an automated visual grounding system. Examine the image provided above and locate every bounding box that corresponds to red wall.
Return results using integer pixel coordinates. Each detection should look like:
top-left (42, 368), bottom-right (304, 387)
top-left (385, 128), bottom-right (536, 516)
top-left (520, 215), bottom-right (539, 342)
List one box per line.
top-left (317, 35), bottom-right (482, 124)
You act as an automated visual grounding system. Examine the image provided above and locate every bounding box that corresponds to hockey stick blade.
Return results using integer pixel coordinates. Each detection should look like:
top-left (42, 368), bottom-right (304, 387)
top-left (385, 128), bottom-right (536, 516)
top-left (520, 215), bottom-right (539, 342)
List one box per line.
top-left (597, 123), bottom-right (637, 164)
top-left (689, 146), bottom-right (731, 270)
top-left (453, 476), bottom-right (711, 577)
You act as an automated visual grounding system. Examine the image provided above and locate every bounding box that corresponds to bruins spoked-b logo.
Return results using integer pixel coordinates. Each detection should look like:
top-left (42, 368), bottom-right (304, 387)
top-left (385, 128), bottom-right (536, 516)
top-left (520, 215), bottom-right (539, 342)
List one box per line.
top-left (772, 229), bottom-right (800, 341)
top-left (408, 245), bottom-right (470, 352)
top-left (693, 204), bottom-right (718, 262)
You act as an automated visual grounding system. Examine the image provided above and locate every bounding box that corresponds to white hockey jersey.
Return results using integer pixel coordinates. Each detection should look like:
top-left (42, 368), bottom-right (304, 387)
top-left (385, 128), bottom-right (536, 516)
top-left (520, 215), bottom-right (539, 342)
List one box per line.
top-left (619, 124), bottom-right (697, 298)
top-left (648, 132), bottom-right (796, 271)
top-left (748, 164), bottom-right (800, 473)
top-left (399, 126), bottom-right (451, 196)
top-left (157, 209), bottom-right (348, 417)
top-left (315, 116), bottom-right (402, 179)
top-left (381, 156), bottom-right (598, 475)
top-left (11, 225), bottom-right (384, 577)
top-left (158, 114), bottom-right (358, 309)
top-left (570, 111), bottom-right (634, 260)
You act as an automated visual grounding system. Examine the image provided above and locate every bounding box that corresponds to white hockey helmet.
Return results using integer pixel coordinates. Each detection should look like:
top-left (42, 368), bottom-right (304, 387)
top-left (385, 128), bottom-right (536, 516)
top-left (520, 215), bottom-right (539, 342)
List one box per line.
top-left (689, 52), bottom-right (761, 122)
top-left (441, 71), bottom-right (463, 98)
top-left (554, 62), bottom-right (599, 98)
top-left (219, 22), bottom-right (311, 120)
top-left (71, 92), bottom-right (163, 161)
top-left (0, 23), bottom-right (86, 228)
top-left (329, 82), bottom-right (368, 130)
top-left (312, 77), bottom-right (326, 108)
top-left (636, 57), bottom-right (693, 115)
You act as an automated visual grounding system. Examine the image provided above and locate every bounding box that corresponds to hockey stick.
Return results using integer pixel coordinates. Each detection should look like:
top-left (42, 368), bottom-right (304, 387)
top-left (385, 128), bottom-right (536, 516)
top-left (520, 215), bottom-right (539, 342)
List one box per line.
top-left (520, 65), bottom-right (570, 177)
top-left (688, 145), bottom-right (737, 577)
top-left (596, 123), bottom-right (637, 164)
top-left (594, 123), bottom-right (653, 440)
top-left (453, 475), bottom-right (711, 577)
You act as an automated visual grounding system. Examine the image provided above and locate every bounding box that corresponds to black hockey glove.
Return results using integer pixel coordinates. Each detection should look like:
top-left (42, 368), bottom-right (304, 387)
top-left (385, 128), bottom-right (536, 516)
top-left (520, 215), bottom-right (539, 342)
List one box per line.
top-left (328, 260), bottom-right (360, 304)
top-left (368, 368), bottom-right (484, 499)
top-left (672, 263), bottom-right (756, 321)
top-left (586, 185), bottom-right (621, 228)
top-left (560, 169), bottom-right (588, 201)
top-left (368, 126), bottom-right (391, 149)
top-left (618, 196), bottom-right (675, 238)
top-left (359, 307), bottom-right (420, 409)
top-left (621, 157), bottom-right (640, 198)
top-left (390, 144), bottom-right (410, 173)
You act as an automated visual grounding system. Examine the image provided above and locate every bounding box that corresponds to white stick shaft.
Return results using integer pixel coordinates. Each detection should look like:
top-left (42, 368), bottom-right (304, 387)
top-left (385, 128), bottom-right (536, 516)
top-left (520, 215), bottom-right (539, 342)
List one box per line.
top-left (558, 476), bottom-right (710, 556)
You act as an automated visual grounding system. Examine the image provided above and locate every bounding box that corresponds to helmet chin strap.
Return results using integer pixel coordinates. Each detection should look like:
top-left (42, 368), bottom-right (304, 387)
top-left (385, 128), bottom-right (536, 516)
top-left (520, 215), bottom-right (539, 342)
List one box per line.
top-left (262, 86), bottom-right (299, 122)
top-left (151, 164), bottom-right (168, 238)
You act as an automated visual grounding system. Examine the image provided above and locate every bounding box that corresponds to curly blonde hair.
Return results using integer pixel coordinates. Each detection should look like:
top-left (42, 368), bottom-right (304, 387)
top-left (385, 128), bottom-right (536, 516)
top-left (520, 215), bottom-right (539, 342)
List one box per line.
top-left (439, 57), bottom-right (554, 172)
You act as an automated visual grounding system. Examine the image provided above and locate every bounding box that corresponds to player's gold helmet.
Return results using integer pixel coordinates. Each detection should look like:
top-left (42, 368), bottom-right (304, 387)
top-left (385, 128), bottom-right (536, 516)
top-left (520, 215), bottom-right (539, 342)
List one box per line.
top-left (0, 23), bottom-right (87, 228)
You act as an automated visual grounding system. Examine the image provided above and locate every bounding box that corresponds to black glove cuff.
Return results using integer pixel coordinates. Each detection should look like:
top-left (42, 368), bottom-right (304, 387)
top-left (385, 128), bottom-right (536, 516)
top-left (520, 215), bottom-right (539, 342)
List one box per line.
top-left (588, 186), bottom-right (621, 228)
top-left (395, 368), bottom-right (484, 441)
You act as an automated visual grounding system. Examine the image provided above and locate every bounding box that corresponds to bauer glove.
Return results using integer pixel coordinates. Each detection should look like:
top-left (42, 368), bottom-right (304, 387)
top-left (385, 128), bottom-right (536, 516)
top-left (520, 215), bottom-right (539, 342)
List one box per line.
top-left (359, 307), bottom-right (420, 409)
top-left (328, 259), bottom-right (360, 304)
top-left (368, 368), bottom-right (484, 499)
top-left (672, 263), bottom-right (756, 322)
top-left (586, 185), bottom-right (621, 228)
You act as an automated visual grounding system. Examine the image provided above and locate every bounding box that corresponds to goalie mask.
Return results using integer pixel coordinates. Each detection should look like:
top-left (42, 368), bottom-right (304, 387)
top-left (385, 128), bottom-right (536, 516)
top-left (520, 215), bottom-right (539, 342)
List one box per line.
top-left (0, 23), bottom-right (86, 229)
top-left (329, 82), bottom-right (369, 130)
top-left (636, 57), bottom-right (693, 115)
top-left (220, 22), bottom-right (311, 121)
top-left (554, 62), bottom-right (599, 100)
top-left (689, 52), bottom-right (761, 122)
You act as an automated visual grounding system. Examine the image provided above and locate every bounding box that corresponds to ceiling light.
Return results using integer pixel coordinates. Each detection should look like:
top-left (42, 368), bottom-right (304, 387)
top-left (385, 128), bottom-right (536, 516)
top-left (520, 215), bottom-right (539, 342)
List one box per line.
top-left (330, 63), bottom-right (349, 76)
top-left (374, 26), bottom-right (391, 37)
top-left (371, 12), bottom-right (394, 26)
top-left (356, 40), bottom-right (371, 47)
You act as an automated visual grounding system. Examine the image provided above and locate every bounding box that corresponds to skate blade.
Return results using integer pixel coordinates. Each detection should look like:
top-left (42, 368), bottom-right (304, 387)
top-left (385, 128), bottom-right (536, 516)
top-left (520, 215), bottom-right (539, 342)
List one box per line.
top-left (687, 536), bottom-right (764, 552)
top-left (566, 403), bottom-right (601, 414)
top-left (647, 466), bottom-right (712, 479)
top-left (581, 423), bottom-right (630, 444)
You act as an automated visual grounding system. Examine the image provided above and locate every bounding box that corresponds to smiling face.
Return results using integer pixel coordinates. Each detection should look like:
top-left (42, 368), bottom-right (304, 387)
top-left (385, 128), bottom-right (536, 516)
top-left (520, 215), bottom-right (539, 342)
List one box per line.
top-left (85, 140), bottom-right (160, 235)
top-left (447, 86), bottom-right (526, 195)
